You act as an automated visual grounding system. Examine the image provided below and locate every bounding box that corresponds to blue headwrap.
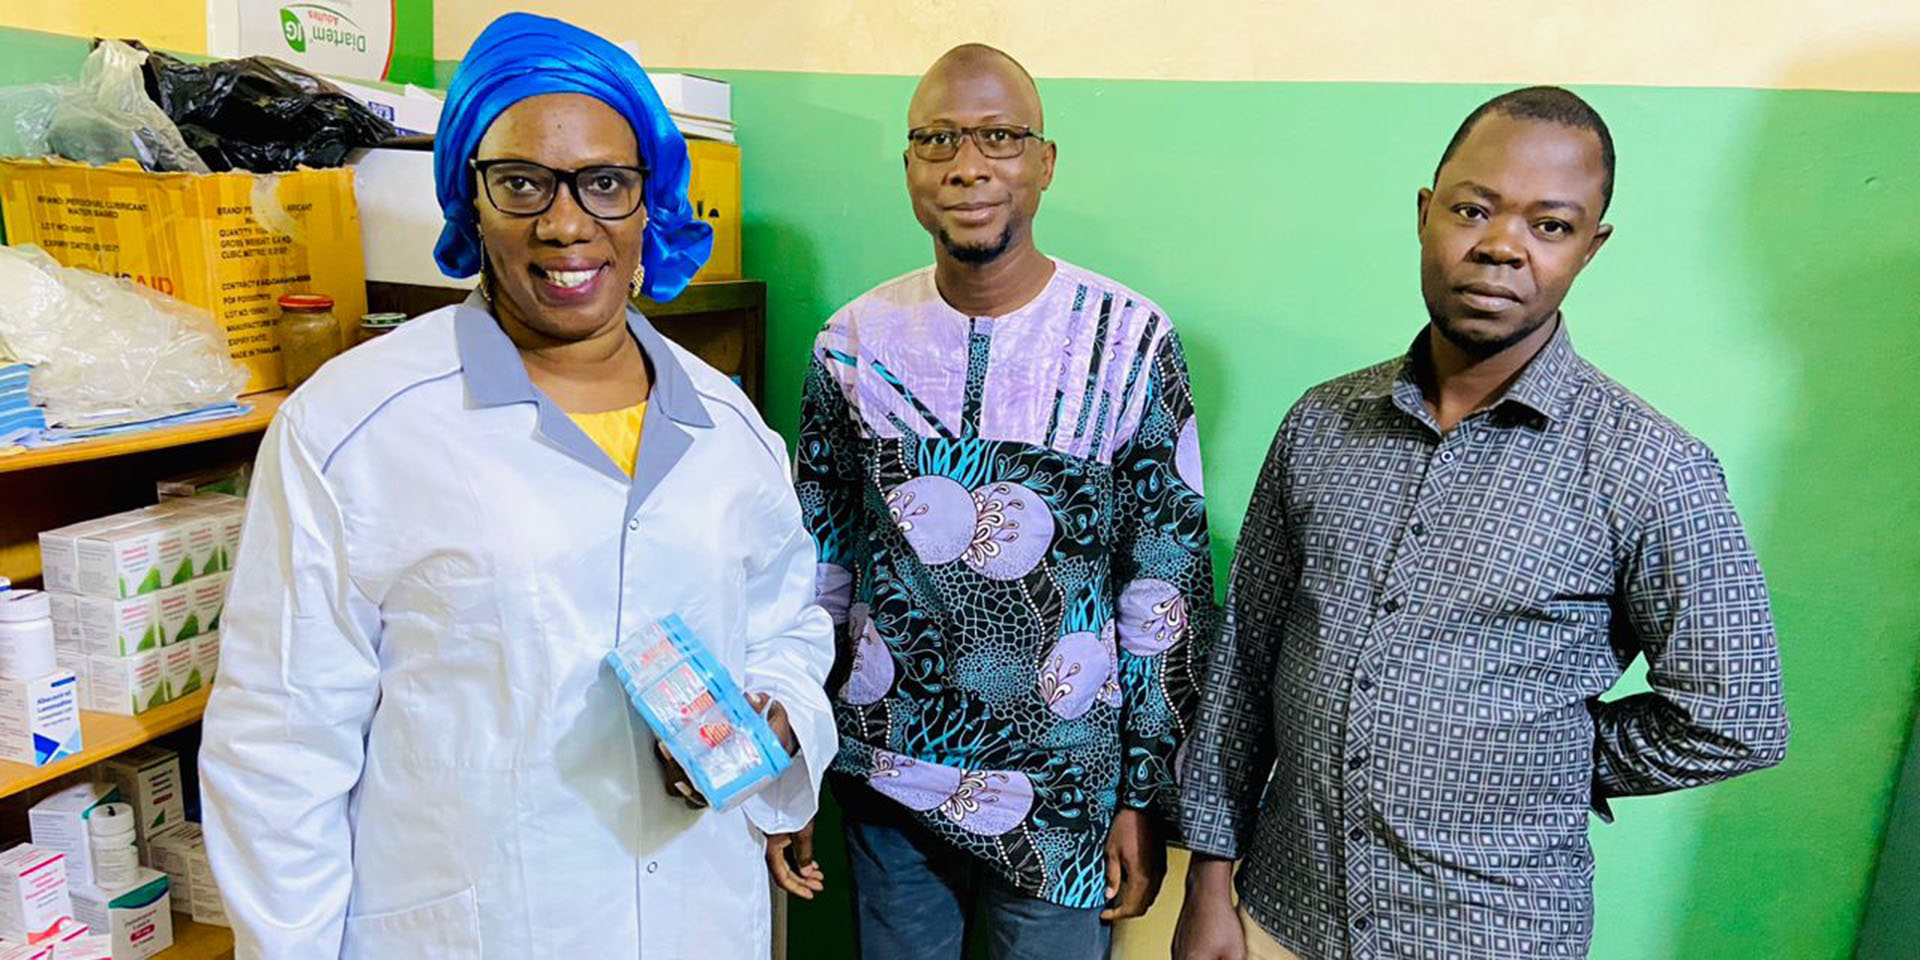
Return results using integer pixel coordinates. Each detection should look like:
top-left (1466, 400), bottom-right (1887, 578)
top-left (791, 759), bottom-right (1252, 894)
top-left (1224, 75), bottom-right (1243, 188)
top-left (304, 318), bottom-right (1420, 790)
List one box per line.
top-left (433, 13), bottom-right (712, 301)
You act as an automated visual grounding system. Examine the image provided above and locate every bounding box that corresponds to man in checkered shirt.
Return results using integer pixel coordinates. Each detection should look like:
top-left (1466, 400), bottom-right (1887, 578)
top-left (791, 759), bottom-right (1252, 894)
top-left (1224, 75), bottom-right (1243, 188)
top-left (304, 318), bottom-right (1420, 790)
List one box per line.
top-left (1171, 86), bottom-right (1790, 960)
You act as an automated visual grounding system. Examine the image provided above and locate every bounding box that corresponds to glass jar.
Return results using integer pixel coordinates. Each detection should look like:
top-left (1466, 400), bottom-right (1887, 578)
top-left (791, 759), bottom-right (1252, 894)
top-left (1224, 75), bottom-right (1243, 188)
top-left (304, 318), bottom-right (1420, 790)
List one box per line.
top-left (359, 312), bottom-right (408, 343)
top-left (277, 293), bottom-right (341, 390)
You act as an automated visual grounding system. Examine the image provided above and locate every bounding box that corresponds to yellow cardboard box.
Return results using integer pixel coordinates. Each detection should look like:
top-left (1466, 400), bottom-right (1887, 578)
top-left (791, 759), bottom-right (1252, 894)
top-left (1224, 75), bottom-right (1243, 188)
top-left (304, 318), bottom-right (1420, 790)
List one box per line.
top-left (686, 139), bottom-right (741, 282)
top-left (0, 159), bottom-right (366, 394)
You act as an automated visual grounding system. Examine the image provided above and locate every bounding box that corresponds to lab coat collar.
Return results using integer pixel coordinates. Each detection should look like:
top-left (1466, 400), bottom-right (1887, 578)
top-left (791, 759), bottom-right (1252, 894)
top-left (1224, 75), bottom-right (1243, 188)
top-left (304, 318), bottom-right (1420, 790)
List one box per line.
top-left (452, 292), bottom-right (714, 429)
top-left (452, 292), bottom-right (712, 512)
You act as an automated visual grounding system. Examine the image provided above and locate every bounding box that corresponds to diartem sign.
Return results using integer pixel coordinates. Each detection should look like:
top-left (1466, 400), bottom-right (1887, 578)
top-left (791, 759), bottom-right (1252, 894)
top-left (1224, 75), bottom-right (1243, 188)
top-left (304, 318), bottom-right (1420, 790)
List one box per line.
top-left (231, 0), bottom-right (396, 81)
top-left (281, 4), bottom-right (370, 55)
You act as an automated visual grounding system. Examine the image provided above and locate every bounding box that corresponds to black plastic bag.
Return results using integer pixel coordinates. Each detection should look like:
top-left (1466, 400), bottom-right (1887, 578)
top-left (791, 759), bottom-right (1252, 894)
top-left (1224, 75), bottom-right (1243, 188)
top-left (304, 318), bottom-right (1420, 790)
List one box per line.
top-left (134, 46), bottom-right (396, 173)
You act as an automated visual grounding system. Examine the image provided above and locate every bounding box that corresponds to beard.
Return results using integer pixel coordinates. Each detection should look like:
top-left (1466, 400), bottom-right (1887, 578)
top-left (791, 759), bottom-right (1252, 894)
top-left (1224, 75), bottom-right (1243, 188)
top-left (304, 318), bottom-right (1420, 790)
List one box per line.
top-left (1427, 301), bottom-right (1556, 359)
top-left (938, 225), bottom-right (1014, 265)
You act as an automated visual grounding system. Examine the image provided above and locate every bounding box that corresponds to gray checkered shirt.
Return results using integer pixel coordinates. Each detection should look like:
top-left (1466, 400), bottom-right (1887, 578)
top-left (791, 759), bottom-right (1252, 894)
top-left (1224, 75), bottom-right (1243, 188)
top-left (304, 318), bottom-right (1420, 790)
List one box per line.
top-left (1176, 323), bottom-right (1789, 959)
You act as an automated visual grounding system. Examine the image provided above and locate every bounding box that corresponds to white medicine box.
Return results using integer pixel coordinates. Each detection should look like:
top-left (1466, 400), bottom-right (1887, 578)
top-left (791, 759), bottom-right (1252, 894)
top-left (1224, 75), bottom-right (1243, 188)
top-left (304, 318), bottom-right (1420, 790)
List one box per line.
top-left (26, 783), bottom-right (123, 890)
top-left (68, 870), bottom-right (170, 960)
top-left (0, 844), bottom-right (72, 945)
top-left (86, 652), bottom-right (165, 717)
top-left (145, 825), bottom-right (201, 916)
top-left (0, 673), bottom-right (81, 767)
top-left (96, 748), bottom-right (185, 852)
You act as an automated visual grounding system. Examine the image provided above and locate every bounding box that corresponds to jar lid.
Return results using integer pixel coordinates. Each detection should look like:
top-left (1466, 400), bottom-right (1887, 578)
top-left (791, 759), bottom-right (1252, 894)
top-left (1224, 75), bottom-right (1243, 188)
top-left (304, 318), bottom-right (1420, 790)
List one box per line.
top-left (278, 294), bottom-right (335, 311)
top-left (88, 803), bottom-right (134, 837)
top-left (360, 313), bottom-right (407, 326)
top-left (0, 589), bottom-right (49, 622)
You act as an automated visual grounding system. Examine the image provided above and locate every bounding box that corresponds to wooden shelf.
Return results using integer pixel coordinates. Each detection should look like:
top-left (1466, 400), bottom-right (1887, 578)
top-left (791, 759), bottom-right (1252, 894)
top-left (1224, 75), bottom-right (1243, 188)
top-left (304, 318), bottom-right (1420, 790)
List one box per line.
top-left (161, 915), bottom-right (234, 960)
top-left (0, 393), bottom-right (285, 475)
top-left (0, 688), bottom-right (211, 799)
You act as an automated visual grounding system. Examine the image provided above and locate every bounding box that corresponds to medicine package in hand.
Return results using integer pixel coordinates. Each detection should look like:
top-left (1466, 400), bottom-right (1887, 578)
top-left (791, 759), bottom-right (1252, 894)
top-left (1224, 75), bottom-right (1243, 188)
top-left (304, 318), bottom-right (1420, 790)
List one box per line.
top-left (608, 616), bottom-right (790, 811)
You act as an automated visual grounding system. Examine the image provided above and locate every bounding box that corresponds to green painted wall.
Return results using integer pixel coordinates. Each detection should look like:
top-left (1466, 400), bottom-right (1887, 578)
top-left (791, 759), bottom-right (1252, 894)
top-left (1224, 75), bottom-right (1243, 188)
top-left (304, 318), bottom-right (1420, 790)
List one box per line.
top-left (1858, 705), bottom-right (1920, 957)
top-left (703, 70), bottom-right (1920, 960)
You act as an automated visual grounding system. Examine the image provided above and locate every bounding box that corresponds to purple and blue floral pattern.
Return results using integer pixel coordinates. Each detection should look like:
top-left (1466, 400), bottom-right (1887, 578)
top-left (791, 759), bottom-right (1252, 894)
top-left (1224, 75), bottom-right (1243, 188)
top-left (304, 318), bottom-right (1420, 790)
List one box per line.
top-left (799, 263), bottom-right (1216, 908)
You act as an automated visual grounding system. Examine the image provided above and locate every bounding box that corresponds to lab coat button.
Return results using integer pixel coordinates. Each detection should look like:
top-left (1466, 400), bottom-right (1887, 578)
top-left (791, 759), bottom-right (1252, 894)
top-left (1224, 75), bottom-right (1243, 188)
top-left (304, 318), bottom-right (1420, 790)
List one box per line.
top-left (647, 861), bottom-right (659, 874)
top-left (628, 518), bottom-right (641, 532)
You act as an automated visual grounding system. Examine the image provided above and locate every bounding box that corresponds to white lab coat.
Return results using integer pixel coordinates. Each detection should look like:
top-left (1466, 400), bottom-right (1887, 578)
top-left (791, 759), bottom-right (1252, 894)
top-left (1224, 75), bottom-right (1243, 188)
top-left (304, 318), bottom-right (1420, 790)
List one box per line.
top-left (198, 298), bottom-right (835, 960)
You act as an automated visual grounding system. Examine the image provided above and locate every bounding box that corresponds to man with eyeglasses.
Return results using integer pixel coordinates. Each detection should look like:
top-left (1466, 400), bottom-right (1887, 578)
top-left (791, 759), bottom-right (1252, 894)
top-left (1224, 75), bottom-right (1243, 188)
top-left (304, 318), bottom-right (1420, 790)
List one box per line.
top-left (763, 44), bottom-right (1217, 959)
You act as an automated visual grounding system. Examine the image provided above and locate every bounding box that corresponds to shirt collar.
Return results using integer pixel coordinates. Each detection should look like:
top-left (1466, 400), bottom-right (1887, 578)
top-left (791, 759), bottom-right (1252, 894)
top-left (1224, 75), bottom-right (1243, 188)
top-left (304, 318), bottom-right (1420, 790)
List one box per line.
top-left (452, 291), bottom-right (714, 428)
top-left (1360, 319), bottom-right (1580, 426)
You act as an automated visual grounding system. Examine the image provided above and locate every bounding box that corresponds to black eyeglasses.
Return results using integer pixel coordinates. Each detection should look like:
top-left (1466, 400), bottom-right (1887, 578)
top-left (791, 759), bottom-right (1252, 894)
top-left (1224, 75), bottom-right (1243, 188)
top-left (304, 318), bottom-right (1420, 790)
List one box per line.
top-left (906, 125), bottom-right (1044, 162)
top-left (471, 159), bottom-right (649, 219)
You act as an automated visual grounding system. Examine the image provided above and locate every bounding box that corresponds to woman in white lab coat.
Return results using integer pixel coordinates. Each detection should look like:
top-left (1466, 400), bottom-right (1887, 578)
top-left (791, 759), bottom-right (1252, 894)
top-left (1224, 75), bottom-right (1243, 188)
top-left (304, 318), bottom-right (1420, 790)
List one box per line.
top-left (197, 13), bottom-right (835, 959)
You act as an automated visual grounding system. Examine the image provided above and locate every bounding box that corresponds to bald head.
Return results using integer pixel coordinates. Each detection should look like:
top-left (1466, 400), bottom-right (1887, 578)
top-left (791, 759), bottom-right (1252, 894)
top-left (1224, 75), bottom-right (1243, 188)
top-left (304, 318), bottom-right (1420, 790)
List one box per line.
top-left (908, 44), bottom-right (1044, 132)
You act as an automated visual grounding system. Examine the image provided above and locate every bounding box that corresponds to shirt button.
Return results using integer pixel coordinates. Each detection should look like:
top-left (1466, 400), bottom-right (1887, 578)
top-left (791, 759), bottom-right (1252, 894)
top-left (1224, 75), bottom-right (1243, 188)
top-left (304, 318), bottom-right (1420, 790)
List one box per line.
top-left (1382, 598), bottom-right (1401, 614)
top-left (628, 518), bottom-right (641, 532)
top-left (1410, 521), bottom-right (1427, 537)
top-left (1355, 917), bottom-right (1372, 932)
top-left (1439, 450), bottom-right (1456, 463)
top-left (1348, 826), bottom-right (1366, 842)
top-left (1357, 676), bottom-right (1375, 692)
top-left (1348, 753), bottom-right (1368, 771)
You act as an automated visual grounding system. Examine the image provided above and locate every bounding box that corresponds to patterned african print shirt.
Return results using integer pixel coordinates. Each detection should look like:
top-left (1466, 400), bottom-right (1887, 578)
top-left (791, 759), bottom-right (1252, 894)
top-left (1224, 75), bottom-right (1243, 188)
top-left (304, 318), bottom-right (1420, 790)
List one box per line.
top-left (799, 260), bottom-right (1216, 908)
top-left (1177, 322), bottom-right (1789, 959)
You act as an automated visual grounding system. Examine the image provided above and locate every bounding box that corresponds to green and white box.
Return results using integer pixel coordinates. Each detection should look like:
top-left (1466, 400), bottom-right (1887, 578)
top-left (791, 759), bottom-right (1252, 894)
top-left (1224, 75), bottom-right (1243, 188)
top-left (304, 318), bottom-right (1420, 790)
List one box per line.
top-left (98, 747), bottom-right (186, 853)
top-left (184, 574), bottom-right (228, 641)
top-left (191, 632), bottom-right (220, 690)
top-left (75, 595), bottom-right (160, 658)
top-left (88, 650), bottom-right (167, 716)
top-left (75, 521), bottom-right (190, 599)
top-left (162, 645), bottom-right (199, 700)
top-left (154, 586), bottom-right (192, 648)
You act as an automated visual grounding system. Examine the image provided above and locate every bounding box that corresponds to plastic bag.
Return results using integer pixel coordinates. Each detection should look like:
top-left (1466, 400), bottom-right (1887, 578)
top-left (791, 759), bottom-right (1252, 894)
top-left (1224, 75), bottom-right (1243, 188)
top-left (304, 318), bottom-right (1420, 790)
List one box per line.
top-left (43, 40), bottom-right (209, 173)
top-left (0, 246), bottom-right (245, 426)
top-left (0, 84), bottom-right (60, 158)
top-left (139, 48), bottom-right (396, 173)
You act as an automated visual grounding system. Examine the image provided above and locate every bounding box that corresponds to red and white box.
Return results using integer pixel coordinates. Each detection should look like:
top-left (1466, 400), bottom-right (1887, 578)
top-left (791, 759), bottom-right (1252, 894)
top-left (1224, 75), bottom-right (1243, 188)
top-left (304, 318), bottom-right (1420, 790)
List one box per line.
top-left (0, 846), bottom-right (72, 944)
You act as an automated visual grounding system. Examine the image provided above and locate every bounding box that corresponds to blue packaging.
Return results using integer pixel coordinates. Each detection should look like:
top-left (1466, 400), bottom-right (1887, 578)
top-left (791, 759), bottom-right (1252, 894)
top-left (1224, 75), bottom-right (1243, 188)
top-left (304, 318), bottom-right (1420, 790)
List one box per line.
top-left (607, 615), bottom-right (790, 811)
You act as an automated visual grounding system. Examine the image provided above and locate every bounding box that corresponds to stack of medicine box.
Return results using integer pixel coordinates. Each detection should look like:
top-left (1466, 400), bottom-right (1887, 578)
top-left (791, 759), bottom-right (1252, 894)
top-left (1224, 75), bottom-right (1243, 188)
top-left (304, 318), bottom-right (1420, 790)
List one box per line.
top-left (38, 495), bottom-right (241, 715)
top-left (24, 751), bottom-right (190, 957)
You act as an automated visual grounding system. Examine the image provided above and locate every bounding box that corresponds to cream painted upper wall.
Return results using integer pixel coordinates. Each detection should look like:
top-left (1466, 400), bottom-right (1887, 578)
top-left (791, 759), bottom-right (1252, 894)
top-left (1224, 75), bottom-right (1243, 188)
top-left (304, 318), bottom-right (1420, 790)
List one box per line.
top-left (438, 0), bottom-right (1920, 93)
top-left (1, 0), bottom-right (206, 54)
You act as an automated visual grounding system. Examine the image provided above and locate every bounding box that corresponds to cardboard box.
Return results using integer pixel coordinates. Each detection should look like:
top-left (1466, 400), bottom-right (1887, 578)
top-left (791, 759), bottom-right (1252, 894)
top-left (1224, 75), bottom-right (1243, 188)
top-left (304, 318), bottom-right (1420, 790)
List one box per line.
top-left (153, 588), bottom-right (192, 650)
top-left (0, 675), bottom-right (81, 767)
top-left (0, 159), bottom-right (368, 394)
top-left (160, 647), bottom-right (198, 702)
top-left (72, 596), bottom-right (158, 659)
top-left (43, 597), bottom-right (76, 650)
top-left (49, 655), bottom-right (87, 714)
top-left (73, 523), bottom-right (188, 601)
top-left (143, 826), bottom-right (200, 917)
top-left (26, 785), bottom-right (122, 890)
top-left (85, 653), bottom-right (164, 717)
top-left (170, 512), bottom-right (221, 582)
top-left (185, 575), bottom-right (228, 640)
top-left (686, 139), bottom-right (740, 282)
top-left (36, 517), bottom-right (147, 597)
top-left (52, 931), bottom-right (109, 960)
top-left (185, 847), bottom-right (225, 928)
top-left (94, 750), bottom-right (184, 853)
top-left (0, 845), bottom-right (71, 944)
top-left (190, 634), bottom-right (220, 691)
top-left (66, 871), bottom-right (169, 960)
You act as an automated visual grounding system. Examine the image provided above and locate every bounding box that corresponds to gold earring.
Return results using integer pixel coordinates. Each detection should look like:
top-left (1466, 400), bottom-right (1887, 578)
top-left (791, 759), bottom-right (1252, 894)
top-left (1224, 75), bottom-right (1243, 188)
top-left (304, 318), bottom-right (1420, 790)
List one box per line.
top-left (628, 262), bottom-right (645, 300)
